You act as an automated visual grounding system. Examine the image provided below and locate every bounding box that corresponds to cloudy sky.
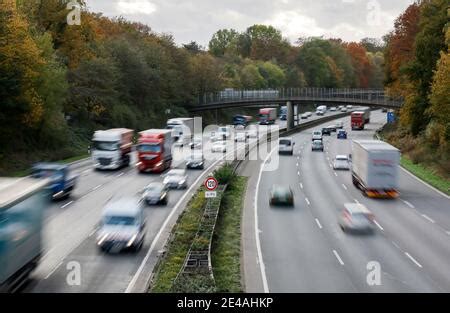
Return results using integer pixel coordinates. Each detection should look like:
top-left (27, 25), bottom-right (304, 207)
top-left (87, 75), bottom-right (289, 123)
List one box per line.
top-left (85, 0), bottom-right (415, 46)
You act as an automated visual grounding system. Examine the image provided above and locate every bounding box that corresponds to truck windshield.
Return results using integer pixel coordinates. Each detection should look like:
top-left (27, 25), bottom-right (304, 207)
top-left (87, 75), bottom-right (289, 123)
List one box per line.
top-left (104, 216), bottom-right (136, 226)
top-left (138, 144), bottom-right (161, 153)
top-left (259, 114), bottom-right (269, 119)
top-left (93, 141), bottom-right (119, 151)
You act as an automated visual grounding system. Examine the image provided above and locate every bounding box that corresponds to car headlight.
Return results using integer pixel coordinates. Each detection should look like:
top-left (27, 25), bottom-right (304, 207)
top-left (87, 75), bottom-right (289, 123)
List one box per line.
top-left (126, 234), bottom-right (138, 247)
top-left (160, 193), bottom-right (167, 200)
top-left (97, 233), bottom-right (109, 246)
top-left (156, 161), bottom-right (163, 167)
top-left (179, 180), bottom-right (186, 185)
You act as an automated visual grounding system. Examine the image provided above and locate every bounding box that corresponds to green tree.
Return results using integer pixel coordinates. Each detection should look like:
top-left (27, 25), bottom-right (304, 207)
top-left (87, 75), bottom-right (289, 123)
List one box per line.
top-left (209, 29), bottom-right (239, 57)
top-left (240, 63), bottom-right (267, 89)
top-left (257, 62), bottom-right (286, 88)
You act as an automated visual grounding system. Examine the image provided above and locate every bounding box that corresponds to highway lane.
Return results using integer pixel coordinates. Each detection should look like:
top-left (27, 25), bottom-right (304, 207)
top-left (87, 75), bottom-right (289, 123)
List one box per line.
top-left (256, 110), bottom-right (450, 292)
top-left (25, 109), bottom-right (353, 293)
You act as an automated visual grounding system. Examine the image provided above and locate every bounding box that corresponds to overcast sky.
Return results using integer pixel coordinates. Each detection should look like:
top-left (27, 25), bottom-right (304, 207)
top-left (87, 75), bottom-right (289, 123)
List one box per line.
top-left (85, 0), bottom-right (415, 47)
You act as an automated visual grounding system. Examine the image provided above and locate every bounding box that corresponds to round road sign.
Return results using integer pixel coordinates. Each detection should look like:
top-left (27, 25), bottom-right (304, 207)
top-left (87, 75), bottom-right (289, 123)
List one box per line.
top-left (205, 177), bottom-right (218, 191)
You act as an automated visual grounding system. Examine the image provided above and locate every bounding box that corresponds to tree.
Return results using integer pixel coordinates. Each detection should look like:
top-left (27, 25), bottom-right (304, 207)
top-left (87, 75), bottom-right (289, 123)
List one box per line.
top-left (345, 42), bottom-right (372, 88)
top-left (208, 29), bottom-right (239, 57)
top-left (360, 37), bottom-right (385, 53)
top-left (244, 25), bottom-right (289, 62)
top-left (240, 64), bottom-right (267, 89)
top-left (257, 62), bottom-right (286, 88)
top-left (183, 41), bottom-right (203, 54)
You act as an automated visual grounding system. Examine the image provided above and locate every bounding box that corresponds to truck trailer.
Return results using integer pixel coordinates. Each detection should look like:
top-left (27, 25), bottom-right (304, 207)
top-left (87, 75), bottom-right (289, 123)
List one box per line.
top-left (137, 129), bottom-right (173, 173)
top-left (0, 177), bottom-right (50, 292)
top-left (351, 140), bottom-right (400, 198)
top-left (92, 128), bottom-right (134, 170)
top-left (351, 111), bottom-right (366, 130)
top-left (166, 118), bottom-right (195, 147)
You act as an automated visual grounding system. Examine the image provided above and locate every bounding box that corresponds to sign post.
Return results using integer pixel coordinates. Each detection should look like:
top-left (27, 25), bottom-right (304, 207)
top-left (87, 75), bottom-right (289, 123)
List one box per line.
top-left (204, 177), bottom-right (218, 198)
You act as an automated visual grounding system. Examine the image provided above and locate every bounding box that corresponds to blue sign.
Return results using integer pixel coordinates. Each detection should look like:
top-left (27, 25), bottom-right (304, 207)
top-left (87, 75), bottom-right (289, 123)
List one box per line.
top-left (387, 112), bottom-right (396, 124)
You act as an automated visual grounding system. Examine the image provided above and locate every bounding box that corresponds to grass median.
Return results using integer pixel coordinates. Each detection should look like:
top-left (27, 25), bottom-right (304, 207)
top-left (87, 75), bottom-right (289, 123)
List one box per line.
top-left (211, 176), bottom-right (248, 292)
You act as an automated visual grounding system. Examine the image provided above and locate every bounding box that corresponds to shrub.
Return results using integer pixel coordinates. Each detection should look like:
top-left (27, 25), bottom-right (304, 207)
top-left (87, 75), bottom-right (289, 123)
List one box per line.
top-left (213, 164), bottom-right (235, 185)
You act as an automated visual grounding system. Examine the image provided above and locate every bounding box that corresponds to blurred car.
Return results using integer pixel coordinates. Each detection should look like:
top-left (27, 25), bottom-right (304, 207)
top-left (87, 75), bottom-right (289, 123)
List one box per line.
top-left (305, 112), bottom-right (312, 117)
top-left (163, 169), bottom-right (188, 189)
top-left (247, 128), bottom-right (258, 138)
top-left (341, 107), bottom-right (348, 112)
top-left (301, 113), bottom-right (309, 119)
top-left (269, 185), bottom-right (294, 207)
top-left (211, 141), bottom-right (227, 153)
top-left (346, 105), bottom-right (353, 110)
top-left (189, 138), bottom-right (203, 150)
top-left (31, 163), bottom-right (78, 200)
top-left (335, 121), bottom-right (344, 129)
top-left (322, 127), bottom-right (331, 136)
top-left (337, 129), bottom-right (348, 139)
top-left (330, 107), bottom-right (337, 112)
top-left (142, 182), bottom-right (169, 205)
top-left (333, 155), bottom-right (350, 170)
top-left (97, 198), bottom-right (146, 253)
top-left (339, 203), bottom-right (375, 234)
top-left (382, 108), bottom-right (388, 113)
top-left (235, 132), bottom-right (247, 142)
top-left (338, 105), bottom-right (344, 111)
top-left (312, 140), bottom-right (324, 152)
top-left (316, 110), bottom-right (325, 116)
top-left (327, 125), bottom-right (337, 132)
top-left (186, 152), bottom-right (205, 170)
top-left (278, 137), bottom-right (295, 155)
top-left (312, 130), bottom-right (323, 141)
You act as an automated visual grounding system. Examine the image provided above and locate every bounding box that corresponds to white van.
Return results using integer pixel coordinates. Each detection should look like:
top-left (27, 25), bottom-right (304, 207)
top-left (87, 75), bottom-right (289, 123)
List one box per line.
top-left (278, 137), bottom-right (295, 155)
top-left (312, 130), bottom-right (323, 141)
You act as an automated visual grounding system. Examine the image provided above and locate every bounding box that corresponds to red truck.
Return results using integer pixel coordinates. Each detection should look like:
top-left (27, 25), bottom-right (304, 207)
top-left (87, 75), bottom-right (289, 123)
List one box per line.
top-left (137, 129), bottom-right (173, 173)
top-left (259, 108), bottom-right (277, 125)
top-left (351, 111), bottom-right (365, 130)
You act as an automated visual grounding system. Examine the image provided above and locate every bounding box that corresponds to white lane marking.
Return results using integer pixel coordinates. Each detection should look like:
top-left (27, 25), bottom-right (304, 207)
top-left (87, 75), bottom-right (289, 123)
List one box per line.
top-left (354, 199), bottom-right (360, 204)
top-left (116, 172), bottom-right (125, 178)
top-left (374, 220), bottom-right (384, 231)
top-left (334, 172), bottom-right (338, 177)
top-left (421, 214), bottom-right (435, 224)
top-left (300, 183), bottom-right (303, 189)
top-left (315, 218), bottom-right (323, 229)
top-left (446, 231), bottom-right (450, 236)
top-left (333, 250), bottom-right (345, 266)
top-left (82, 169), bottom-right (91, 174)
top-left (92, 184), bottom-right (102, 191)
top-left (296, 163), bottom-right (299, 167)
top-left (44, 261), bottom-right (63, 280)
top-left (329, 164), bottom-right (333, 169)
top-left (342, 184), bottom-right (348, 190)
top-left (405, 252), bottom-right (423, 268)
top-left (400, 166), bottom-right (450, 199)
top-left (297, 171), bottom-right (301, 176)
top-left (61, 201), bottom-right (74, 209)
top-left (401, 199), bottom-right (415, 209)
top-left (305, 198), bottom-right (311, 206)
top-left (392, 241), bottom-right (401, 249)
top-left (126, 151), bottom-right (235, 293)
top-left (88, 228), bottom-right (97, 238)
top-left (251, 146), bottom-right (278, 294)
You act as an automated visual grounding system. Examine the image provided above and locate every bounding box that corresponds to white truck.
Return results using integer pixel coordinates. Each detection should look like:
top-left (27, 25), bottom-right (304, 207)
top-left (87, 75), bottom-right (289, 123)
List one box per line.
top-left (166, 118), bottom-right (195, 147)
top-left (351, 140), bottom-right (400, 198)
top-left (92, 128), bottom-right (134, 170)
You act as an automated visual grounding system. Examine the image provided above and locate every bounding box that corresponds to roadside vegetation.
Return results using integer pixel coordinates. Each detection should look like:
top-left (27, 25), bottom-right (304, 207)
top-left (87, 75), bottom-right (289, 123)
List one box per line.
top-left (1, 1), bottom-right (384, 175)
top-left (383, 1), bottom-right (449, 183)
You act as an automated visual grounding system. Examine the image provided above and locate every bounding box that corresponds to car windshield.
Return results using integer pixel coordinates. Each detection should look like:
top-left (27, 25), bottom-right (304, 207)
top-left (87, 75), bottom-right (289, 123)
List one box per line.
top-left (313, 131), bottom-right (321, 136)
top-left (104, 215), bottom-right (136, 226)
top-left (336, 156), bottom-right (348, 161)
top-left (168, 170), bottom-right (185, 177)
top-left (146, 184), bottom-right (164, 193)
top-left (93, 141), bottom-right (119, 151)
top-left (351, 213), bottom-right (368, 222)
top-left (313, 141), bottom-right (322, 146)
top-left (138, 144), bottom-right (161, 153)
top-left (279, 140), bottom-right (291, 146)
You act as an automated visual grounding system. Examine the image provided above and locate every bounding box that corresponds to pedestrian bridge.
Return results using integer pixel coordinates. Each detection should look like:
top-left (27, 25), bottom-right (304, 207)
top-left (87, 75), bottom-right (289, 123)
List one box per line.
top-left (188, 88), bottom-right (403, 112)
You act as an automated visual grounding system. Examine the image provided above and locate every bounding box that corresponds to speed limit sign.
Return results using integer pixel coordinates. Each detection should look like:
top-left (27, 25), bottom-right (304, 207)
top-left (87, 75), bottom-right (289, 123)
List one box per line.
top-left (204, 177), bottom-right (218, 191)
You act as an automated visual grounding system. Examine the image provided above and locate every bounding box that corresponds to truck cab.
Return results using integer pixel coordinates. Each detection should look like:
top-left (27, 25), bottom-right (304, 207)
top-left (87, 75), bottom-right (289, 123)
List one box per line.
top-left (351, 112), bottom-right (365, 130)
top-left (92, 129), bottom-right (133, 170)
top-left (137, 129), bottom-right (173, 173)
top-left (31, 163), bottom-right (77, 200)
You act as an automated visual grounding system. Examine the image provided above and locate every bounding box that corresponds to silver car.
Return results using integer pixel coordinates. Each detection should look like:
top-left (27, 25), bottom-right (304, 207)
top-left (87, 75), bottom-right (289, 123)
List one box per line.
top-left (212, 141), bottom-right (227, 153)
top-left (339, 203), bottom-right (375, 234)
top-left (97, 198), bottom-right (146, 253)
top-left (333, 155), bottom-right (350, 170)
top-left (278, 138), bottom-right (295, 155)
top-left (142, 182), bottom-right (169, 205)
top-left (163, 169), bottom-right (188, 189)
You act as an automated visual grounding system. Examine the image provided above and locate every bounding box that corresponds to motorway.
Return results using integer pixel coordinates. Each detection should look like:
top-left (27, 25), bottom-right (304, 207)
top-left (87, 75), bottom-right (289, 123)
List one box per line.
top-left (250, 111), bottom-right (450, 292)
top-left (24, 108), bottom-right (343, 293)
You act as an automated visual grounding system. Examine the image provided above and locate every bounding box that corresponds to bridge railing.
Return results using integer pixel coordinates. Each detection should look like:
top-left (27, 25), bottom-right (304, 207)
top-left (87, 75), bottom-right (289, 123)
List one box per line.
top-left (197, 88), bottom-right (403, 107)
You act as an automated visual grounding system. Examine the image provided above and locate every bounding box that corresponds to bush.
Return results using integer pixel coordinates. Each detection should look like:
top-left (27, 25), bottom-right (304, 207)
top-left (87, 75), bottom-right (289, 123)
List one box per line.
top-left (213, 164), bottom-right (235, 185)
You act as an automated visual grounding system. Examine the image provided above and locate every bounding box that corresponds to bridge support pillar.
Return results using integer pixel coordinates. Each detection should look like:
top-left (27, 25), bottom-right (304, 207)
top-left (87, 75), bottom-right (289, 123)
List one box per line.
top-left (296, 103), bottom-right (300, 125)
top-left (287, 101), bottom-right (294, 131)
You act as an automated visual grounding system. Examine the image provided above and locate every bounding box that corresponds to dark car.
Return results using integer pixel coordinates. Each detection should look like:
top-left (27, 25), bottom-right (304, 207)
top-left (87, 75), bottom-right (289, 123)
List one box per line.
top-left (321, 127), bottom-right (331, 136)
top-left (382, 108), bottom-right (388, 113)
top-left (337, 129), bottom-right (348, 139)
top-left (327, 125), bottom-right (337, 132)
top-left (186, 153), bottom-right (205, 170)
top-left (142, 182), bottom-right (169, 205)
top-left (269, 185), bottom-right (294, 207)
top-left (312, 140), bottom-right (324, 151)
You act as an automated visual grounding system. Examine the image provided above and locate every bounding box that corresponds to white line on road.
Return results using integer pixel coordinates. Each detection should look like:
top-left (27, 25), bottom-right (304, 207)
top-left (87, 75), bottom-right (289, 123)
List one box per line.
top-left (333, 250), bottom-right (345, 266)
top-left (297, 171), bottom-right (301, 176)
top-left (116, 172), bottom-right (125, 178)
top-left (44, 261), bottom-right (63, 280)
top-left (342, 184), bottom-right (348, 190)
top-left (354, 199), bottom-right (360, 204)
top-left (300, 183), bottom-right (303, 189)
top-left (334, 172), bottom-right (338, 177)
top-left (392, 241), bottom-right (401, 249)
top-left (296, 163), bottom-right (299, 167)
top-left (421, 214), bottom-right (435, 224)
top-left (88, 228), bottom-right (97, 238)
top-left (400, 167), bottom-right (450, 199)
top-left (61, 201), bottom-right (73, 209)
top-left (401, 199), bottom-right (415, 209)
top-left (446, 231), bottom-right (450, 236)
top-left (315, 218), bottom-right (323, 229)
top-left (374, 220), bottom-right (384, 231)
top-left (305, 198), bottom-right (311, 205)
top-left (92, 184), bottom-right (102, 191)
top-left (405, 252), bottom-right (423, 268)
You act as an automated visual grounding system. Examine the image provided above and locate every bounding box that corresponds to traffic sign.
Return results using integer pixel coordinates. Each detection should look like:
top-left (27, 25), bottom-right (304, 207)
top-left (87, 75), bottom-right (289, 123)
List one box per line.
top-left (204, 177), bottom-right (218, 191)
top-left (205, 191), bottom-right (217, 198)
